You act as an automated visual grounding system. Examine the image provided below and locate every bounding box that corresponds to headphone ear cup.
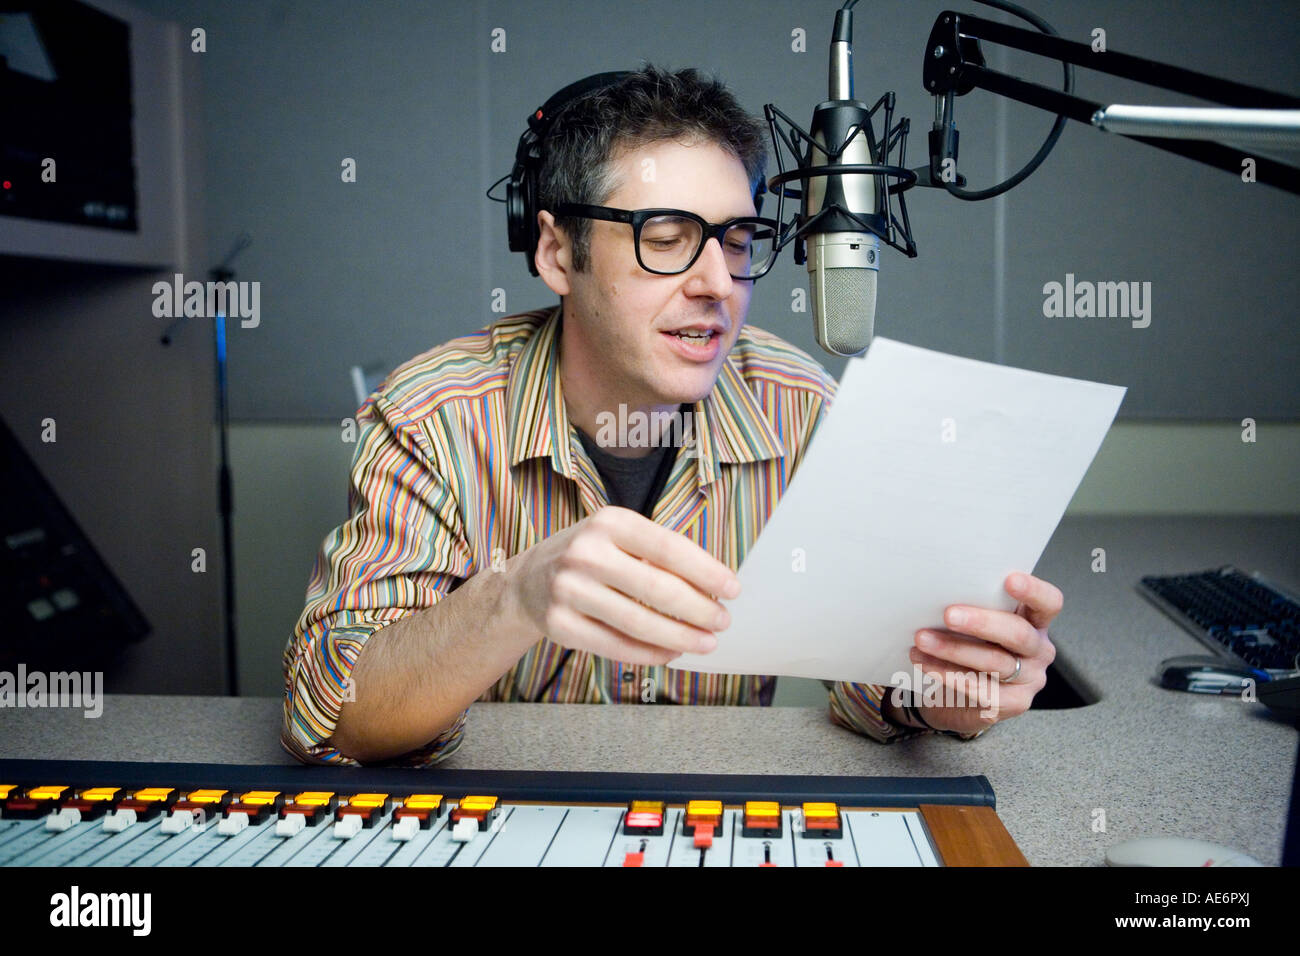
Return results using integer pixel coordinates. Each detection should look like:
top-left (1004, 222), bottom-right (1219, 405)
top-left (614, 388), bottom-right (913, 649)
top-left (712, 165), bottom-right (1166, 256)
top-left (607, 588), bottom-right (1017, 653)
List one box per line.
top-left (506, 173), bottom-right (527, 255)
top-left (506, 71), bottom-right (634, 277)
top-left (520, 162), bottom-right (540, 276)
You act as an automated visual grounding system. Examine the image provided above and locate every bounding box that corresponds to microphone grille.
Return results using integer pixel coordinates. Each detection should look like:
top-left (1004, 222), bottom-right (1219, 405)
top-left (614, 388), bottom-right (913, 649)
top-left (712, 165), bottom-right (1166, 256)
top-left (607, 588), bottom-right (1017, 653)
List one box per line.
top-left (820, 267), bottom-right (877, 356)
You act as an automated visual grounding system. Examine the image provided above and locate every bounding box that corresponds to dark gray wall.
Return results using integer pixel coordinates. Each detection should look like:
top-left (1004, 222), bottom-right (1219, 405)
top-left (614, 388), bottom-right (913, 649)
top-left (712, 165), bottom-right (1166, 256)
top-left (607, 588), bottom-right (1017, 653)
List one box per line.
top-left (134, 0), bottom-right (1299, 420)
top-left (0, 17), bottom-right (223, 693)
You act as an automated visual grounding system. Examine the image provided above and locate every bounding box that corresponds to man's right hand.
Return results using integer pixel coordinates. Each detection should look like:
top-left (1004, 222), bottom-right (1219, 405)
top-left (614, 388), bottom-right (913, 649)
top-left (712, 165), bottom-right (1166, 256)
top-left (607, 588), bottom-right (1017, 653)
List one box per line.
top-left (505, 506), bottom-right (741, 665)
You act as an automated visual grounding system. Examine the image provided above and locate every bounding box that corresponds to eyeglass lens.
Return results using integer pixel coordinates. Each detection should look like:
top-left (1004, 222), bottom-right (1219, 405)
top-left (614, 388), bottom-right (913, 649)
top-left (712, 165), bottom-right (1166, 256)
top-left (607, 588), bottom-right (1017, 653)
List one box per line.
top-left (638, 215), bottom-right (774, 277)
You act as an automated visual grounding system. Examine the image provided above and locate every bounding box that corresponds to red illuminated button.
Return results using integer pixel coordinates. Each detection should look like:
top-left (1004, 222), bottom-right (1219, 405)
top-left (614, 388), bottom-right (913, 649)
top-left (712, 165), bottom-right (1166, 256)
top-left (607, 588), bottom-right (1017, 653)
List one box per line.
top-left (693, 824), bottom-right (714, 849)
top-left (622, 800), bottom-right (665, 836)
top-left (622, 852), bottom-right (645, 867)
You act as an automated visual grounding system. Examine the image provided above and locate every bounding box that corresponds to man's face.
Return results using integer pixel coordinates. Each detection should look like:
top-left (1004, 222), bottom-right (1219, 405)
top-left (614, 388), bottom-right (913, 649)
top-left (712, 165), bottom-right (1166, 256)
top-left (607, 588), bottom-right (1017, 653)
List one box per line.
top-left (556, 139), bottom-right (757, 408)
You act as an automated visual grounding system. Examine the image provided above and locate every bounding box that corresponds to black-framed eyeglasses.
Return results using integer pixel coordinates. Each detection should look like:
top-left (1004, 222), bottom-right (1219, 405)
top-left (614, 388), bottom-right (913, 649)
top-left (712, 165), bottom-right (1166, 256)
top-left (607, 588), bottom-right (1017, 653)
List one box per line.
top-left (552, 203), bottom-right (779, 280)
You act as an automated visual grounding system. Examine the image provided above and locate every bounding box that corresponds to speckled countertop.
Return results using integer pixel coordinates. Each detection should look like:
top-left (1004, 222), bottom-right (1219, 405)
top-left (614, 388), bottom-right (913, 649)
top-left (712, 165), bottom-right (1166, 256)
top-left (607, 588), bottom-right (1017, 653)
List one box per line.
top-left (2, 517), bottom-right (1296, 866)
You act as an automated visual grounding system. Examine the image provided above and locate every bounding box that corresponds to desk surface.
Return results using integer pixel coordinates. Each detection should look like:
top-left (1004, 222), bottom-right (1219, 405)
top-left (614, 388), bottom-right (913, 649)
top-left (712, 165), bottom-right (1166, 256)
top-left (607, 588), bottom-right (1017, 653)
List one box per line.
top-left (1, 516), bottom-right (1296, 866)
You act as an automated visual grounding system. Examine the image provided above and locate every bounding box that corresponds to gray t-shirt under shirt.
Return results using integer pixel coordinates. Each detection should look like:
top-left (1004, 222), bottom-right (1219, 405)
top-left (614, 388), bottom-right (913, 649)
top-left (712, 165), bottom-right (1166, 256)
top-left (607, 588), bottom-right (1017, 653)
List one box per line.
top-left (575, 403), bottom-right (690, 516)
top-left (576, 426), bottom-right (674, 516)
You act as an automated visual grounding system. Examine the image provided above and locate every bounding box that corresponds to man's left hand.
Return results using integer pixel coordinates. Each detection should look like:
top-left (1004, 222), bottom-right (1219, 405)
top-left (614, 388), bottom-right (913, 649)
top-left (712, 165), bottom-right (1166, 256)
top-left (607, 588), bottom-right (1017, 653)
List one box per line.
top-left (899, 571), bottom-right (1061, 736)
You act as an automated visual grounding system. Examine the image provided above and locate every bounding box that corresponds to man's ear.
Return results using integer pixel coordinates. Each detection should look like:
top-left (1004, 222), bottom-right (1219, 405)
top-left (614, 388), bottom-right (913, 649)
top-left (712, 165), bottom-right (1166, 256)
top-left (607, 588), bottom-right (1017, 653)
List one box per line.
top-left (534, 210), bottom-right (572, 297)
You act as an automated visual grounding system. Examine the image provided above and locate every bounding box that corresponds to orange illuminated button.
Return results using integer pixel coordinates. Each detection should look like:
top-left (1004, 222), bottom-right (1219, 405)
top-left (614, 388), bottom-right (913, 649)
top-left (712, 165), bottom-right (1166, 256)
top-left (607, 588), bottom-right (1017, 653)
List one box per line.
top-left (185, 789), bottom-right (227, 805)
top-left (292, 791), bottom-right (335, 808)
top-left (64, 787), bottom-right (123, 821)
top-left (825, 860), bottom-right (845, 867)
top-left (132, 788), bottom-right (174, 803)
top-left (2, 785), bottom-right (44, 820)
top-left (227, 790), bottom-right (282, 824)
top-left (2, 784), bottom-right (70, 819)
top-left (450, 795), bottom-right (500, 831)
top-left (402, 794), bottom-right (444, 812)
top-left (623, 800), bottom-right (665, 836)
top-left (237, 790), bottom-right (279, 806)
top-left (79, 787), bottom-right (121, 802)
top-left (343, 793), bottom-right (388, 811)
top-left (114, 788), bottom-right (175, 821)
top-left (337, 793), bottom-right (389, 828)
top-left (801, 802), bottom-right (842, 839)
top-left (742, 800), bottom-right (783, 838)
top-left (172, 789), bottom-right (229, 823)
top-left (282, 792), bottom-right (336, 826)
top-left (684, 799), bottom-right (722, 836)
top-left (622, 852), bottom-right (645, 867)
top-left (394, 794), bottom-right (444, 829)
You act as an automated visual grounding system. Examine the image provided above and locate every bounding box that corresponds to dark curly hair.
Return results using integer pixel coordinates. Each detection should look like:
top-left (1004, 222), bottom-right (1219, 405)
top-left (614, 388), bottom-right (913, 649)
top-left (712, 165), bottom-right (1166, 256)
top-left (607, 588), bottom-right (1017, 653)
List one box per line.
top-left (536, 64), bottom-right (769, 272)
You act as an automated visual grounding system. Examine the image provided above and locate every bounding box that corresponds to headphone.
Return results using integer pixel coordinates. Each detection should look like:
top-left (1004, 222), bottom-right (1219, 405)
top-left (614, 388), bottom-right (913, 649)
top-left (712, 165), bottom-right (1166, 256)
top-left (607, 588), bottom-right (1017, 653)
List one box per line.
top-left (500, 70), bottom-right (766, 276)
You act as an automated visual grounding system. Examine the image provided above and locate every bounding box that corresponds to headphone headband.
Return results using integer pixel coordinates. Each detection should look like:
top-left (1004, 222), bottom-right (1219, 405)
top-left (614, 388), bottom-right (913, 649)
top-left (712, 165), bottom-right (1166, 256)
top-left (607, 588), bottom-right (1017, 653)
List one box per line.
top-left (505, 71), bottom-right (633, 276)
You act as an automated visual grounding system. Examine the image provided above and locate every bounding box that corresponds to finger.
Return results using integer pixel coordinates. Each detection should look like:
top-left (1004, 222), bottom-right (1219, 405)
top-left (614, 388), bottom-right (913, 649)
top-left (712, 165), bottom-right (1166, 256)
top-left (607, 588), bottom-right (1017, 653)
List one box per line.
top-left (546, 604), bottom-right (682, 667)
top-left (906, 648), bottom-right (1005, 709)
top-left (940, 603), bottom-right (1044, 658)
top-left (597, 542), bottom-right (732, 633)
top-left (1005, 571), bottom-right (1063, 630)
top-left (602, 508), bottom-right (741, 600)
top-left (565, 572), bottom-right (718, 655)
top-left (915, 628), bottom-right (1019, 681)
top-left (907, 648), bottom-right (1034, 713)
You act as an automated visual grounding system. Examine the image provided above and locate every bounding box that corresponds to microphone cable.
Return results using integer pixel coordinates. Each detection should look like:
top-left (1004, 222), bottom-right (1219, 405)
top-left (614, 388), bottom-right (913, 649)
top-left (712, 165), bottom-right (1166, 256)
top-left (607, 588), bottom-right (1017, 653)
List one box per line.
top-left (936, 0), bottom-right (1075, 201)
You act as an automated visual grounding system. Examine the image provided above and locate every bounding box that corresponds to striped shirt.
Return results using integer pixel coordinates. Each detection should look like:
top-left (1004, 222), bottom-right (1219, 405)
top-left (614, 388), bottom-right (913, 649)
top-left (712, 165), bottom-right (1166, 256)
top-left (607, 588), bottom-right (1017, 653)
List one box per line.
top-left (282, 304), bottom-right (956, 766)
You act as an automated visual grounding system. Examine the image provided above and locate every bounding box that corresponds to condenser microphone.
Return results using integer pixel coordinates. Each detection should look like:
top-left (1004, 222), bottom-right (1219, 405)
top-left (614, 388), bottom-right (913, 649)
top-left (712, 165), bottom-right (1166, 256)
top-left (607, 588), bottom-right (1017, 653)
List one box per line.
top-left (805, 8), bottom-right (885, 356)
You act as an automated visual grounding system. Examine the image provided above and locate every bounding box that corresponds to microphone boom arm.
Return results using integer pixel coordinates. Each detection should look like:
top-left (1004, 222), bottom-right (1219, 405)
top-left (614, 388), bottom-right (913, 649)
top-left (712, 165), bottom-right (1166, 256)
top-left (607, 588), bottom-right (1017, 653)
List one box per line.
top-left (924, 10), bottom-right (1300, 196)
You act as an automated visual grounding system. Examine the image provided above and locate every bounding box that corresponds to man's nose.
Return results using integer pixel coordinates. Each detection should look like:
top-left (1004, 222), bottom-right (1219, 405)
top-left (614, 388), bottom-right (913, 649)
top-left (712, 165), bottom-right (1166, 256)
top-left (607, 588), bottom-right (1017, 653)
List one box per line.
top-left (684, 236), bottom-right (735, 298)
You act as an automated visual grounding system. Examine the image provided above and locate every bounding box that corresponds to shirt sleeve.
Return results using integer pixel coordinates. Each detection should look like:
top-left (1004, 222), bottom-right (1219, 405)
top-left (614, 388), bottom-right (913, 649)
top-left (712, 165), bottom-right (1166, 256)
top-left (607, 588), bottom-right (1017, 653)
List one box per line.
top-left (792, 367), bottom-right (985, 744)
top-left (280, 393), bottom-right (477, 767)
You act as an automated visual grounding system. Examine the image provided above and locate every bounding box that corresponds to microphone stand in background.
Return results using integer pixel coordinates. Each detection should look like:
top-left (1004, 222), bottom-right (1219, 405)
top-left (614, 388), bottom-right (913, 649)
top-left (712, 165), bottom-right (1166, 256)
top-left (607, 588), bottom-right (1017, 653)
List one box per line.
top-left (160, 232), bottom-right (251, 696)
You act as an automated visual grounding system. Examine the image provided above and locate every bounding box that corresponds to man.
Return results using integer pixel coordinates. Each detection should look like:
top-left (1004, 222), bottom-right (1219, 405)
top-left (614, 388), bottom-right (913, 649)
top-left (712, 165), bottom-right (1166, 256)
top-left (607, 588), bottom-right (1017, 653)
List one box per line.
top-left (281, 66), bottom-right (1060, 766)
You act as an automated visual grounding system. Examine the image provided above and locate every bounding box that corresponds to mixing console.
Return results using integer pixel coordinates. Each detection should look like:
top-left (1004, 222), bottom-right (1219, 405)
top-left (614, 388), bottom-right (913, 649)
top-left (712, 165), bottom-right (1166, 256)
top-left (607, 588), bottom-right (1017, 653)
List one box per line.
top-left (0, 760), bottom-right (1027, 866)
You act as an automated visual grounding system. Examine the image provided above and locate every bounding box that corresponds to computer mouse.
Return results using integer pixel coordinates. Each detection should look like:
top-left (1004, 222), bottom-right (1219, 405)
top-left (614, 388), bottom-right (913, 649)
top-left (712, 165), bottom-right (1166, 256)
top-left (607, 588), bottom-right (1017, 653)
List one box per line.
top-left (1105, 837), bottom-right (1264, 867)
top-left (1157, 655), bottom-right (1268, 694)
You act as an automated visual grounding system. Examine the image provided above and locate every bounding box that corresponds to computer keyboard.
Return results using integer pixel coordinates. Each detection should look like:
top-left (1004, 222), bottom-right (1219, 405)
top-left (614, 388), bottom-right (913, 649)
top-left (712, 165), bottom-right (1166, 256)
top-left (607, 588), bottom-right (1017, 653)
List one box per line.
top-left (1138, 566), bottom-right (1300, 677)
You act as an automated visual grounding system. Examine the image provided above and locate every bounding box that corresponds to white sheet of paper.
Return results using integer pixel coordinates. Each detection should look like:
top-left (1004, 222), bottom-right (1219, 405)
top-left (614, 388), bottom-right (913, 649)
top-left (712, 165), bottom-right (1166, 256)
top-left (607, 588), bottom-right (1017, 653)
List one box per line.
top-left (669, 336), bottom-right (1126, 685)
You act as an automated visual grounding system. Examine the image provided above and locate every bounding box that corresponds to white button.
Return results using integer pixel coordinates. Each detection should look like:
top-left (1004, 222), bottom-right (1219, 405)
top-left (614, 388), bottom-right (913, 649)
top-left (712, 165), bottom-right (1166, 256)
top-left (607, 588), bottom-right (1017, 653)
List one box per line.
top-left (333, 815), bottom-right (362, 840)
top-left (45, 808), bottom-right (81, 831)
top-left (451, 817), bottom-right (479, 843)
top-left (103, 809), bottom-right (137, 832)
top-left (217, 811), bottom-right (249, 836)
top-left (391, 816), bottom-right (420, 842)
top-left (275, 814), bottom-right (306, 837)
top-left (160, 810), bottom-right (196, 834)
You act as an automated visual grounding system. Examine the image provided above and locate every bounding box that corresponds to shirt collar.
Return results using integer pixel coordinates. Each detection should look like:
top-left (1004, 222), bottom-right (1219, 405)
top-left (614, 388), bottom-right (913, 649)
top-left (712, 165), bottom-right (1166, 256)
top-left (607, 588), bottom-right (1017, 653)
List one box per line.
top-left (506, 303), bottom-right (785, 485)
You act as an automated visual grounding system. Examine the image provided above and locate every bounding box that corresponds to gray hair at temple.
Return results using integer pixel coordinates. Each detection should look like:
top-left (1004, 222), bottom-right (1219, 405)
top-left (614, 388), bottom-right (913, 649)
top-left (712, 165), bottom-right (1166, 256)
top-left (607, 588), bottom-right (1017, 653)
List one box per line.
top-left (536, 64), bottom-right (769, 273)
